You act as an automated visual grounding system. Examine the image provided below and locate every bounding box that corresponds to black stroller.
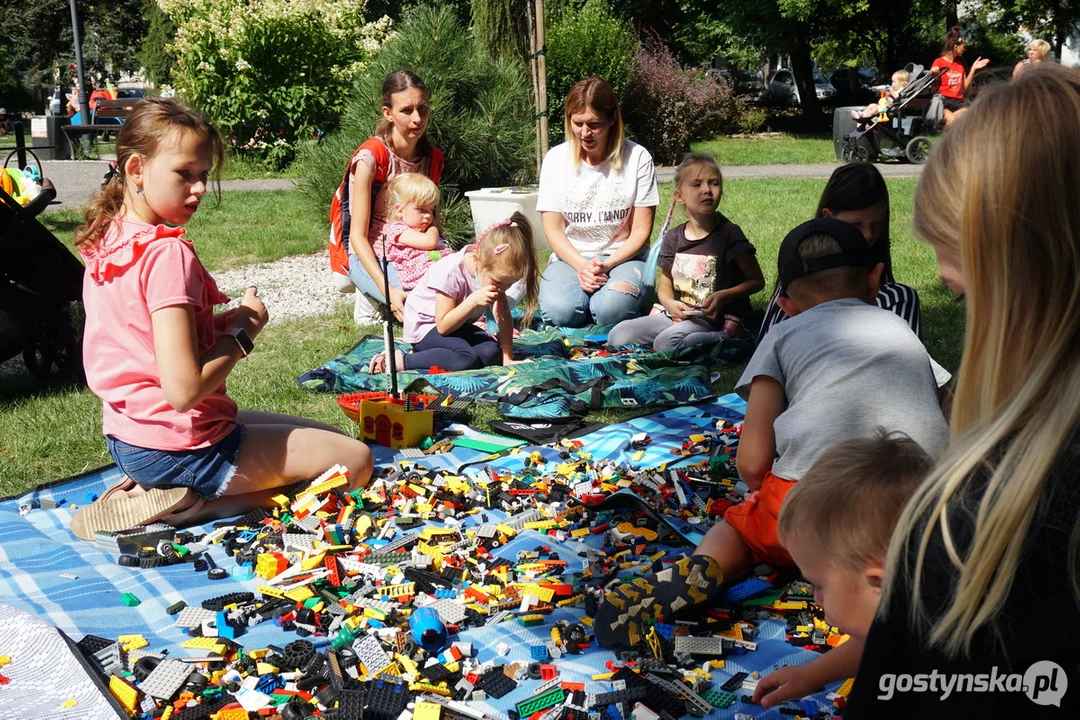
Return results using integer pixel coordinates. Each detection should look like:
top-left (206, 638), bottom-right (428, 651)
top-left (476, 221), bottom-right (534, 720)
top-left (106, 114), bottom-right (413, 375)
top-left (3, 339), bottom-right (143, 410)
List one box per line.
top-left (841, 63), bottom-right (939, 164)
top-left (0, 148), bottom-right (85, 382)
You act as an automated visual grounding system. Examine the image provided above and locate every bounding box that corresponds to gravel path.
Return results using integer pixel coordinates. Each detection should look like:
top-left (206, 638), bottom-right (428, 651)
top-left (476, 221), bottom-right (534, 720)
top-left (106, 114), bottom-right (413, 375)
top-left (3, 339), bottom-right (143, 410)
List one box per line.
top-left (212, 250), bottom-right (351, 325)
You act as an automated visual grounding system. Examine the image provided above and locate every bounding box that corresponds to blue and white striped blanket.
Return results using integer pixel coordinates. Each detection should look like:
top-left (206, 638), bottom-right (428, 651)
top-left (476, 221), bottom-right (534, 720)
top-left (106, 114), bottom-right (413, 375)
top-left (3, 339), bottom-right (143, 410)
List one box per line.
top-left (0, 395), bottom-right (843, 719)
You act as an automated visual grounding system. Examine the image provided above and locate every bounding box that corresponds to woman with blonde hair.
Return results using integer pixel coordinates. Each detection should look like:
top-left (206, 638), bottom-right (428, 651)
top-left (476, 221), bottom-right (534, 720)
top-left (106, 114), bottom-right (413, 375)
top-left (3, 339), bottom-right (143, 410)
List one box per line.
top-left (536, 77), bottom-right (659, 327)
top-left (844, 63), bottom-right (1080, 717)
top-left (1014, 38), bottom-right (1052, 78)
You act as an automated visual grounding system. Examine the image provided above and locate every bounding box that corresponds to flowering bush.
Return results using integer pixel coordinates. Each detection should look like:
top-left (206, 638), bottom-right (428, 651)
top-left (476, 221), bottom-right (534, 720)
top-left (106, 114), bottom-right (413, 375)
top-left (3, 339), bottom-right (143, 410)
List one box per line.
top-left (622, 39), bottom-right (746, 165)
top-left (158, 0), bottom-right (392, 168)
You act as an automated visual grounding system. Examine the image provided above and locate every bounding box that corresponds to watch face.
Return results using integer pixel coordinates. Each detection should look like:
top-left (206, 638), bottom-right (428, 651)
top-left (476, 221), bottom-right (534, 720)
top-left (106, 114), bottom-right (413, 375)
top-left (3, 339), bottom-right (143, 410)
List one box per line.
top-left (230, 328), bottom-right (254, 354)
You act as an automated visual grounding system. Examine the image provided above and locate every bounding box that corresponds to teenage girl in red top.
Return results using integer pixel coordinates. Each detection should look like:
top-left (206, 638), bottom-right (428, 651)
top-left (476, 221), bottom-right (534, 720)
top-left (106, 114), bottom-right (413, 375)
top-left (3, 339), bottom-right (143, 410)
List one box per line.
top-left (931, 26), bottom-right (990, 125)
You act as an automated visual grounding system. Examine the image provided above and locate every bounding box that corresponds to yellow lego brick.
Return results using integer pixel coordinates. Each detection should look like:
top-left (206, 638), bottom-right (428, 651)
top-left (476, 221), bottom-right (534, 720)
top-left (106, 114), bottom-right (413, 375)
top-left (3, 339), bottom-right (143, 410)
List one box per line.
top-left (413, 701), bottom-right (443, 720)
top-left (109, 675), bottom-right (141, 716)
top-left (718, 625), bottom-right (743, 642)
top-left (522, 584), bottom-right (555, 603)
top-left (580, 615), bottom-right (593, 628)
top-left (382, 582), bottom-right (416, 598)
top-left (523, 520), bottom-right (558, 531)
top-left (773, 600), bottom-right (808, 610)
top-left (495, 524), bottom-right (517, 538)
top-left (592, 672), bottom-right (615, 680)
top-left (354, 514), bottom-right (373, 537)
top-left (364, 607), bottom-right (389, 621)
top-left (183, 637), bottom-right (222, 650)
top-left (395, 653), bottom-right (419, 677)
top-left (61, 698), bottom-right (77, 709)
top-left (284, 587), bottom-right (315, 603)
top-left (416, 502), bottom-right (434, 514)
top-left (444, 660), bottom-right (460, 674)
top-left (570, 527), bottom-right (591, 538)
top-left (258, 584), bottom-right (285, 599)
top-left (0, 655), bottom-right (9, 668)
top-left (307, 472), bottom-right (349, 496)
top-left (301, 552), bottom-right (326, 571)
top-left (556, 593), bottom-right (583, 607)
top-left (615, 478), bottom-right (634, 488)
top-left (120, 636), bottom-right (149, 653)
top-left (161, 706), bottom-right (173, 720)
top-left (271, 494), bottom-right (290, 507)
top-left (256, 662), bottom-right (279, 675)
top-left (837, 677), bottom-right (855, 697)
top-left (213, 709), bottom-right (249, 720)
top-left (410, 682), bottom-right (452, 697)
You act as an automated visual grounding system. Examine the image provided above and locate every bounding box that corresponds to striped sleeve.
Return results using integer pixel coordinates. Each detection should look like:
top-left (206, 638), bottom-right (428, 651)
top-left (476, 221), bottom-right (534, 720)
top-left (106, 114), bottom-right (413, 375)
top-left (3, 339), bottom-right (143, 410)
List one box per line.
top-left (756, 285), bottom-right (788, 343)
top-left (875, 282), bottom-right (921, 339)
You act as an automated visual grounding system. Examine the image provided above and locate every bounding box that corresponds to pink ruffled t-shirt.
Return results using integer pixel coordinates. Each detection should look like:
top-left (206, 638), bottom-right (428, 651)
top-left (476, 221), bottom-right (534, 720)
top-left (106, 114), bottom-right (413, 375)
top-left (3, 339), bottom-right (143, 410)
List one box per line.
top-left (79, 217), bottom-right (238, 451)
top-left (375, 220), bottom-right (451, 290)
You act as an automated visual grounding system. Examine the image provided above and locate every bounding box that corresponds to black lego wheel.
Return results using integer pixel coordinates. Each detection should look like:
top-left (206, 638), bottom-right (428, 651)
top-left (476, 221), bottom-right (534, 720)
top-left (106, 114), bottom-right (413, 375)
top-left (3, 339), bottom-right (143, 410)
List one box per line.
top-left (906, 136), bottom-right (932, 164)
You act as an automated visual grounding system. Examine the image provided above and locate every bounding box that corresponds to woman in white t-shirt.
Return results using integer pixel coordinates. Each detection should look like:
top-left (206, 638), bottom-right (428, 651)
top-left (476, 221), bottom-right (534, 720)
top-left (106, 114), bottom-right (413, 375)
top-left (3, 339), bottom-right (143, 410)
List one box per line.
top-left (537, 77), bottom-right (659, 327)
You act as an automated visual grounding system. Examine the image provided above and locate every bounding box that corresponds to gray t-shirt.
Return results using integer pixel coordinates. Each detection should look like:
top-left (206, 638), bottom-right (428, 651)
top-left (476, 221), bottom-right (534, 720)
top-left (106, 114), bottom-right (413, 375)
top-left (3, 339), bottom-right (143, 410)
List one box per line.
top-left (736, 298), bottom-right (950, 481)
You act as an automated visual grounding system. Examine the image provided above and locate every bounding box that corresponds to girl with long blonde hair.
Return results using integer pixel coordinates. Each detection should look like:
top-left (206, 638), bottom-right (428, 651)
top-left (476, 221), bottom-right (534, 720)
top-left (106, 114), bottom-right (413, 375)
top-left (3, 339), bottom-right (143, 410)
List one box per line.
top-left (844, 63), bottom-right (1080, 717)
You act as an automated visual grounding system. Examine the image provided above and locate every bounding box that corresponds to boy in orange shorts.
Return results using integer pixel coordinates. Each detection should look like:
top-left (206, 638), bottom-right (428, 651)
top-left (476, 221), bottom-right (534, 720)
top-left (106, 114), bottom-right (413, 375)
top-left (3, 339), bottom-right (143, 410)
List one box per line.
top-left (595, 218), bottom-right (948, 650)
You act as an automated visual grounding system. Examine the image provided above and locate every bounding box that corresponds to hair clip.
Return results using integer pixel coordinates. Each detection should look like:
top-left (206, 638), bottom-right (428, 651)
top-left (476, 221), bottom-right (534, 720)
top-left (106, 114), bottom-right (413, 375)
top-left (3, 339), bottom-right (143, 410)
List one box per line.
top-left (102, 160), bottom-right (120, 186)
top-left (478, 217), bottom-right (515, 244)
top-left (392, 190), bottom-right (401, 203)
top-left (493, 243), bottom-right (510, 255)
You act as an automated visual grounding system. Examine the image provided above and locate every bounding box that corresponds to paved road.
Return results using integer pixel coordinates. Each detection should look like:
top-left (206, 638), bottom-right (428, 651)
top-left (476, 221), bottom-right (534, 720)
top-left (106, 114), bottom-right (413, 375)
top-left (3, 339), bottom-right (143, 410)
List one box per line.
top-left (36, 159), bottom-right (296, 212)
top-left (37, 158), bottom-right (921, 211)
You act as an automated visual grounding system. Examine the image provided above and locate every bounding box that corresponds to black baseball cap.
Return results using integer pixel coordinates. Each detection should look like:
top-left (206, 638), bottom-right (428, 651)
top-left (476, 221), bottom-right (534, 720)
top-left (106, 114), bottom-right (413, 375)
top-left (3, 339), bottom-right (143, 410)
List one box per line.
top-left (777, 218), bottom-right (876, 287)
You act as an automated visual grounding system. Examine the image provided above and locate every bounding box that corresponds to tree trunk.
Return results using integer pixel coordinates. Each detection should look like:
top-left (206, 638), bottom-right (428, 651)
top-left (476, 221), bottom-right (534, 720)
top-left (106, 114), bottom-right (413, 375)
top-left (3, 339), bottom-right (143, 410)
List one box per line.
top-left (791, 25), bottom-right (820, 126)
top-left (945, 0), bottom-right (958, 29)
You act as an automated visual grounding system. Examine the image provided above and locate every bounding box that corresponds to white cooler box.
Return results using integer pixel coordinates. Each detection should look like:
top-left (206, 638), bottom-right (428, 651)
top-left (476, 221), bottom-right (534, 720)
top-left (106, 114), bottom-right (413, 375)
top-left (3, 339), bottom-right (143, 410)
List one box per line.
top-left (464, 186), bottom-right (549, 250)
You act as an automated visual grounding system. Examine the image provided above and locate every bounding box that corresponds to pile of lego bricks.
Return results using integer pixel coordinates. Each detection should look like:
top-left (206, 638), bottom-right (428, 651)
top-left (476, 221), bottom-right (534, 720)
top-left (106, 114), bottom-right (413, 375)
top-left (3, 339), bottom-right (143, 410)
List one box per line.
top-left (59, 421), bottom-right (854, 720)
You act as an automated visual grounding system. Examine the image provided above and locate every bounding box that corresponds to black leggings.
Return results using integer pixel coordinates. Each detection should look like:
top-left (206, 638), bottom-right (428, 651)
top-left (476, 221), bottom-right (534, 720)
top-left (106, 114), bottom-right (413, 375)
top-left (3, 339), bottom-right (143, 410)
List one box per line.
top-left (403, 323), bottom-right (501, 372)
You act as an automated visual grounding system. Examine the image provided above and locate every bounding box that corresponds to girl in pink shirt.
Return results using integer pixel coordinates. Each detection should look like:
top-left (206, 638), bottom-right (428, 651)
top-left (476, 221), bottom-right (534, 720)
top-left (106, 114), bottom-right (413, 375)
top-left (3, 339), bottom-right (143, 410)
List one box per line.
top-left (71, 97), bottom-right (373, 541)
top-left (369, 212), bottom-right (541, 373)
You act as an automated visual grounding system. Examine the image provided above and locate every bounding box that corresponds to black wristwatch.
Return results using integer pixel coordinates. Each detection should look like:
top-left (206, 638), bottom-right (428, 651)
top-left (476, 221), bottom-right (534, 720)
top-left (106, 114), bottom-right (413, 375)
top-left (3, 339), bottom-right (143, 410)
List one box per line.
top-left (224, 327), bottom-right (254, 357)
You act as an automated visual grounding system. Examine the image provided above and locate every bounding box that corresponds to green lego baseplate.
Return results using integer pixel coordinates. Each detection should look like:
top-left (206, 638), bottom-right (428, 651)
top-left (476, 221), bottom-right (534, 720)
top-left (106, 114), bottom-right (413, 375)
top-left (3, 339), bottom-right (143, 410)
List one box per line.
top-left (449, 433), bottom-right (526, 453)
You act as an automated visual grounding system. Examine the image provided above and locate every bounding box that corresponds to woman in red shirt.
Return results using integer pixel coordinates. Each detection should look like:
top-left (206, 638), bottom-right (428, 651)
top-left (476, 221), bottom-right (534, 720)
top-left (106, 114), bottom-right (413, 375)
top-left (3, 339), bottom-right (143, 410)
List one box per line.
top-left (931, 26), bottom-right (990, 125)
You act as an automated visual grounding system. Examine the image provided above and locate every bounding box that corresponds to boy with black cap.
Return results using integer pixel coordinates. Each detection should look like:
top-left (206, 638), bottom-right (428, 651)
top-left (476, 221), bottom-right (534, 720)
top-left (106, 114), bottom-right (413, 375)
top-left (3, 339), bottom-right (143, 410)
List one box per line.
top-left (595, 218), bottom-right (949, 650)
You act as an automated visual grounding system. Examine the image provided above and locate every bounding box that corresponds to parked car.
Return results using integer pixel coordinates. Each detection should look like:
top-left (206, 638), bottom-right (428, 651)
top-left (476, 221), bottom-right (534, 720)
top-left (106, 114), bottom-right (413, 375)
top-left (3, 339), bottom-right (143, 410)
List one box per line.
top-left (767, 70), bottom-right (837, 105)
top-left (708, 69), bottom-right (767, 101)
top-left (116, 88), bottom-right (146, 99)
top-left (829, 67), bottom-right (883, 103)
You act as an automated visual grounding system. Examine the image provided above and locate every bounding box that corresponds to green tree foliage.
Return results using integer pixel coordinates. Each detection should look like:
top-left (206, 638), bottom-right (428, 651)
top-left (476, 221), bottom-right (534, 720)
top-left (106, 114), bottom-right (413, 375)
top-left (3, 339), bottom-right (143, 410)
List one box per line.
top-left (472, 0), bottom-right (531, 62)
top-left (545, 0), bottom-right (638, 143)
top-left (294, 4), bottom-right (535, 245)
top-left (995, 0), bottom-right (1080, 56)
top-left (0, 0), bottom-right (147, 110)
top-left (160, 0), bottom-right (392, 169)
top-left (139, 0), bottom-right (177, 87)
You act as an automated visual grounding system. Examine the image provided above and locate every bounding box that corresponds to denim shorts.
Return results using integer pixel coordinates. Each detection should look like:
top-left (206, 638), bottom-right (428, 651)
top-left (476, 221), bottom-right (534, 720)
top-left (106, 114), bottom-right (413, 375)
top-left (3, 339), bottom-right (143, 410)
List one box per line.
top-left (105, 424), bottom-right (246, 500)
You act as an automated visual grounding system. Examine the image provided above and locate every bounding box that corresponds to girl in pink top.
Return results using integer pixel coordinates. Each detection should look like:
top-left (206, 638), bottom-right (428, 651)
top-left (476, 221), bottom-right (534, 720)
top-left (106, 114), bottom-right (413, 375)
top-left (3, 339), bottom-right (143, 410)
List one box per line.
top-left (376, 173), bottom-right (451, 290)
top-left (71, 97), bottom-right (373, 542)
top-left (369, 212), bottom-right (541, 373)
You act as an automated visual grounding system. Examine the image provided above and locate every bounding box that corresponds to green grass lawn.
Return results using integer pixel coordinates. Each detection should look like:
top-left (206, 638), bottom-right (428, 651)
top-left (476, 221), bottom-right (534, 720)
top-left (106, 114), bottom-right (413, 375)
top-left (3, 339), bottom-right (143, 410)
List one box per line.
top-left (690, 134), bottom-right (837, 166)
top-left (1, 177), bottom-right (963, 494)
top-left (41, 190), bottom-right (325, 272)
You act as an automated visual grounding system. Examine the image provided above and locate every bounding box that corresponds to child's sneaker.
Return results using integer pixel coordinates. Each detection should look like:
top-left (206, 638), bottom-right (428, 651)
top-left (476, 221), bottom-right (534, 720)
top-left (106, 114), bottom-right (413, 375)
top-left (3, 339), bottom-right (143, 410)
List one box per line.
top-left (594, 554), bottom-right (724, 650)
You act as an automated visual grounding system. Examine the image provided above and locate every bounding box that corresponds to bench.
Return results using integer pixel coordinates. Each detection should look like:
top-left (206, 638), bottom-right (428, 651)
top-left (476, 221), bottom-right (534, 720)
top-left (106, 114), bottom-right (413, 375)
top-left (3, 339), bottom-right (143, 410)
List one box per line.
top-left (62, 98), bottom-right (140, 144)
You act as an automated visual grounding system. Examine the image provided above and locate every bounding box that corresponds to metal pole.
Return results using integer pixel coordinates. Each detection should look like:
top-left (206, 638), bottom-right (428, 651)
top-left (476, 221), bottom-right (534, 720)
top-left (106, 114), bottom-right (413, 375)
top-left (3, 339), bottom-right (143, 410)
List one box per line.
top-left (69, 0), bottom-right (90, 155)
top-left (535, 0), bottom-right (549, 159)
top-left (527, 1), bottom-right (542, 178)
top-left (69, 0), bottom-right (89, 118)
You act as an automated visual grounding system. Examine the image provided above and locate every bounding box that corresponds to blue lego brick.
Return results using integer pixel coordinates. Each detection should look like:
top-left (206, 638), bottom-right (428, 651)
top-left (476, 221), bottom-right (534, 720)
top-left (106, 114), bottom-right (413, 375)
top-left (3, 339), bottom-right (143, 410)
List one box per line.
top-left (530, 645), bottom-right (550, 661)
top-left (720, 577), bottom-right (772, 603)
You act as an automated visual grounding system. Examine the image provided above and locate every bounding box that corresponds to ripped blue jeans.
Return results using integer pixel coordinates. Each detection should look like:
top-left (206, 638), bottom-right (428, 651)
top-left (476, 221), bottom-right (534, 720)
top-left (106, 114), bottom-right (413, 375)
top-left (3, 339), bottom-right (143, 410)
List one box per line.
top-left (539, 255), bottom-right (646, 327)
